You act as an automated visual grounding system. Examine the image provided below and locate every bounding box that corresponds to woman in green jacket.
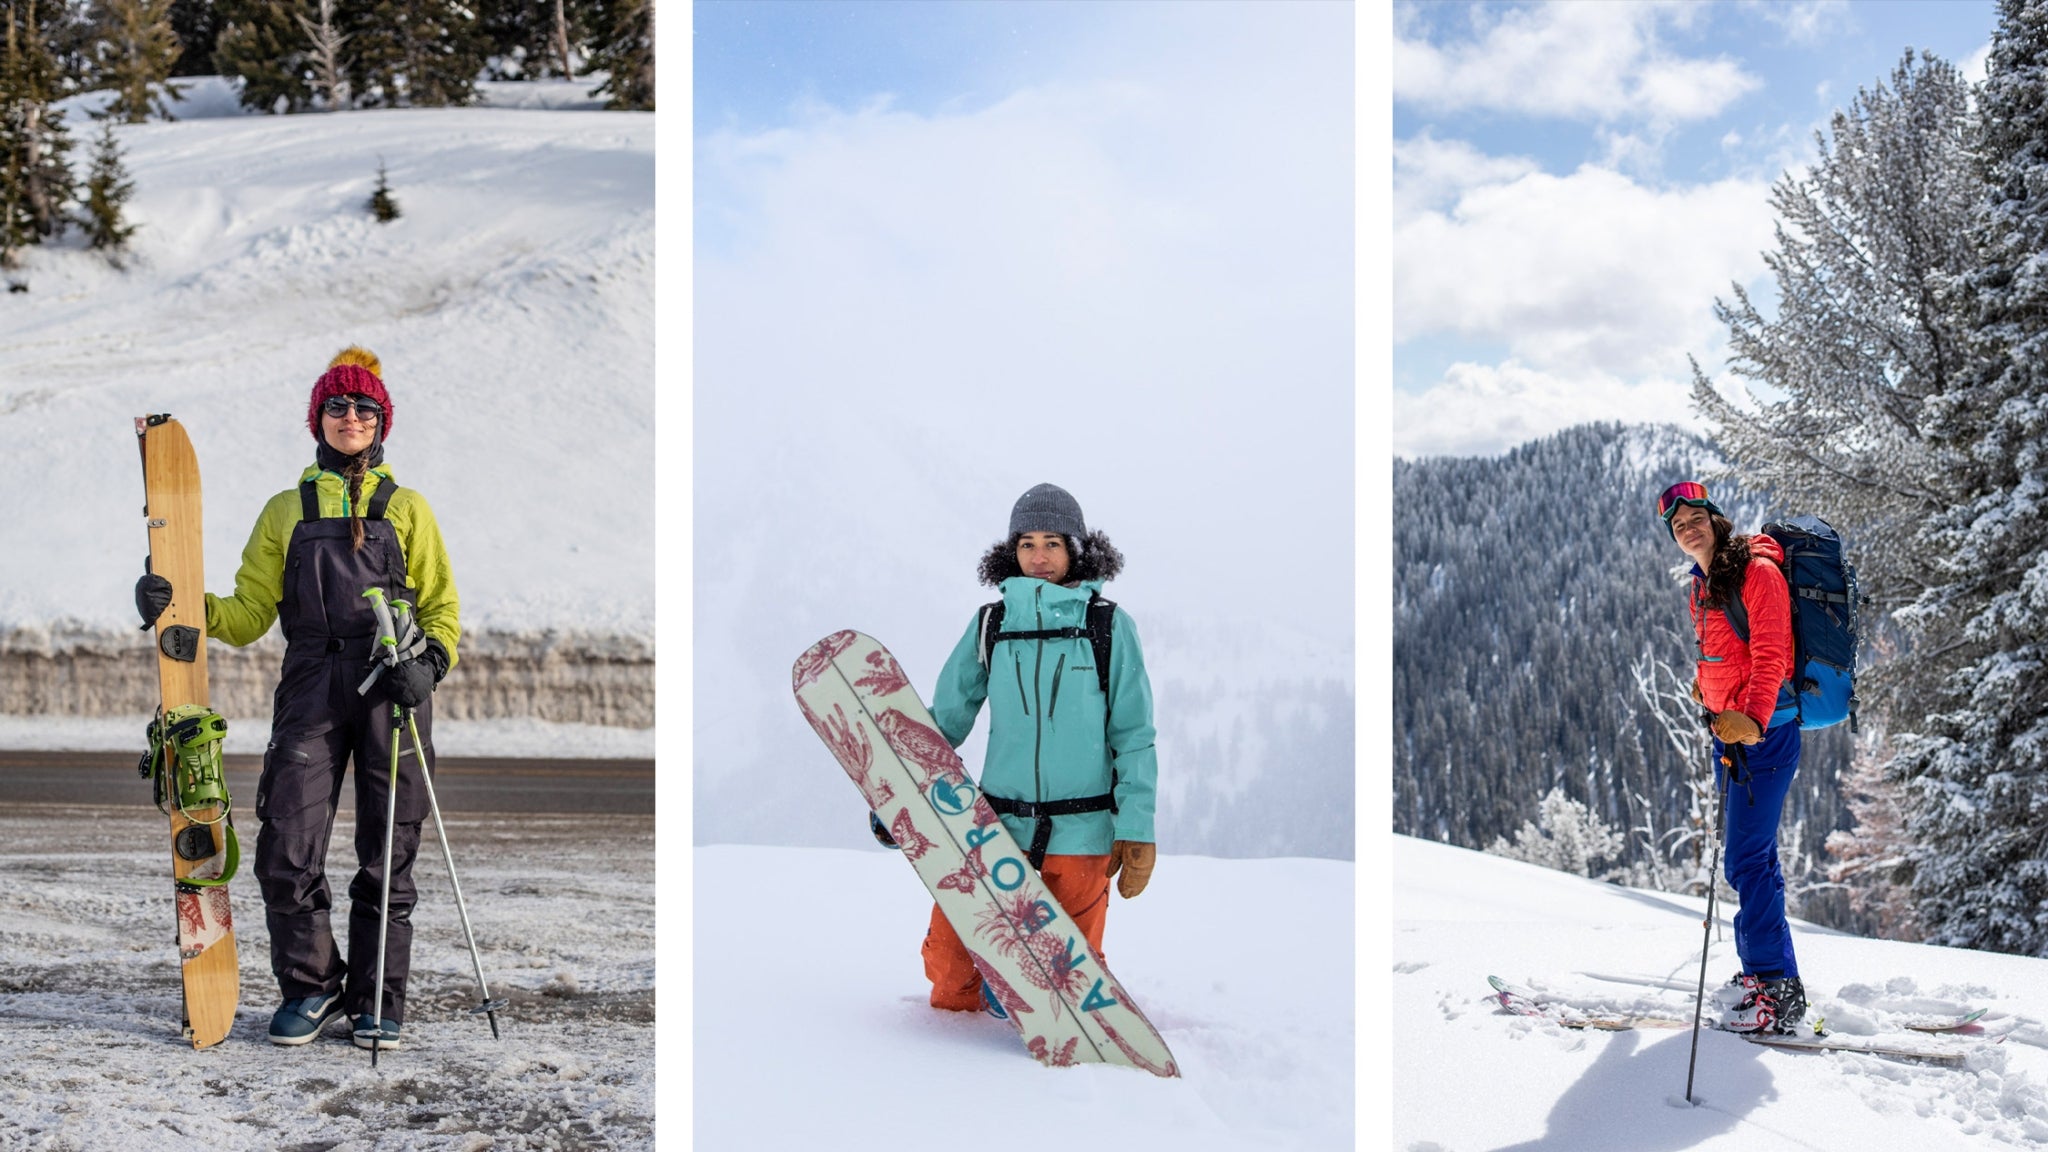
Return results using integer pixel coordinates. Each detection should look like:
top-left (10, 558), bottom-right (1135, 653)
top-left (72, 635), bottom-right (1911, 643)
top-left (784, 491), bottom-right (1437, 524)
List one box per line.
top-left (136, 347), bottom-right (460, 1049)
top-left (914, 483), bottom-right (1159, 1014)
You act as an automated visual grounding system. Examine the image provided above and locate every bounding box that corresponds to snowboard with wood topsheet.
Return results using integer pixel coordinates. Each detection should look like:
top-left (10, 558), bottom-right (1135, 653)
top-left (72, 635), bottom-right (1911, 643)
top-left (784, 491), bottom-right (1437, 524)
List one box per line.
top-left (137, 415), bottom-right (239, 1047)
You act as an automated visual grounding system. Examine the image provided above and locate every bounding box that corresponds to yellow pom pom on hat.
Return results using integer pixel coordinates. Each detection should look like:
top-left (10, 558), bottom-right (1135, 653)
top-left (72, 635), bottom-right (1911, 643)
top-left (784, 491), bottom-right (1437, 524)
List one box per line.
top-left (328, 345), bottom-right (382, 378)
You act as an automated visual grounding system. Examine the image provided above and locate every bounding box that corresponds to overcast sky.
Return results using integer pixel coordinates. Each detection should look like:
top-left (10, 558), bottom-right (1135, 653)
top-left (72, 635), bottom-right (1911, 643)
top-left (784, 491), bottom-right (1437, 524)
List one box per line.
top-left (1393, 0), bottom-right (1996, 458)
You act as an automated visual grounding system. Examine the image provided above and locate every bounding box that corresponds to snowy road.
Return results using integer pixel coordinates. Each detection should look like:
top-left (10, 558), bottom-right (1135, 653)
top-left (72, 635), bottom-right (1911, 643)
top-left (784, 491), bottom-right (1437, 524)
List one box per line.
top-left (0, 802), bottom-right (654, 1149)
top-left (0, 751), bottom-right (653, 814)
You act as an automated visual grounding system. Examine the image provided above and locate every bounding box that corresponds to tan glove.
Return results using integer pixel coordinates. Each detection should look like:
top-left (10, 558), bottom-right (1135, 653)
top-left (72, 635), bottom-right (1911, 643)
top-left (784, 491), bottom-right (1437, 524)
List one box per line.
top-left (1712, 709), bottom-right (1762, 746)
top-left (1688, 677), bottom-right (1703, 706)
top-left (1105, 840), bottom-right (1155, 899)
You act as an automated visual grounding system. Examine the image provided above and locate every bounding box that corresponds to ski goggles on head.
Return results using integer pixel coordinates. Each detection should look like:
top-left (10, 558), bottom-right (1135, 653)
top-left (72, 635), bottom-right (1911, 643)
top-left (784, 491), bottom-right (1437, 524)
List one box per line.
top-left (1656, 480), bottom-right (1715, 521)
top-left (321, 395), bottom-right (384, 421)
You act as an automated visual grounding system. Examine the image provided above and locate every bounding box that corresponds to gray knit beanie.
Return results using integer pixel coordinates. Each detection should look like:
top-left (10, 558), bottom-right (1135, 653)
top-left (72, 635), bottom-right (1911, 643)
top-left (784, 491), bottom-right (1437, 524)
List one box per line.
top-left (1009, 483), bottom-right (1086, 539)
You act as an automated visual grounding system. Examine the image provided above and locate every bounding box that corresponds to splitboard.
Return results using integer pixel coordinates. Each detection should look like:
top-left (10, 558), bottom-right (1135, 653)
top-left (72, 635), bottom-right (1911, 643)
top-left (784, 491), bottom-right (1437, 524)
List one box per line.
top-left (1489, 976), bottom-right (1978, 1063)
top-left (137, 415), bottom-right (239, 1047)
top-left (793, 630), bottom-right (1179, 1077)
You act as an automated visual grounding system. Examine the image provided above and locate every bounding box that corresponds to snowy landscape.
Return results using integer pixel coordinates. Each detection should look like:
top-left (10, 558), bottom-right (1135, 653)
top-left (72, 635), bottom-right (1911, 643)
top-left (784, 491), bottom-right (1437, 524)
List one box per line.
top-left (1396, 834), bottom-right (2048, 1151)
top-left (696, 844), bottom-right (1355, 1150)
top-left (0, 76), bottom-right (654, 738)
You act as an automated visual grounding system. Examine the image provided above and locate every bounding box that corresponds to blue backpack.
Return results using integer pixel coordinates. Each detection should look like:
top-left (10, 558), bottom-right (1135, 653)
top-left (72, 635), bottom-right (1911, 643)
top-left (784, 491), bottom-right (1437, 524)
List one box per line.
top-left (1722, 515), bottom-right (1859, 731)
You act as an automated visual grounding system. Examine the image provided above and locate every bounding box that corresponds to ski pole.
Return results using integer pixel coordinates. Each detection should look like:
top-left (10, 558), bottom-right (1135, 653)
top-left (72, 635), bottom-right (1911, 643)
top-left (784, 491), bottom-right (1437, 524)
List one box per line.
top-left (403, 708), bottom-right (508, 1038)
top-left (1686, 722), bottom-right (1733, 1104)
top-left (366, 700), bottom-right (401, 1067)
top-left (362, 587), bottom-right (403, 1066)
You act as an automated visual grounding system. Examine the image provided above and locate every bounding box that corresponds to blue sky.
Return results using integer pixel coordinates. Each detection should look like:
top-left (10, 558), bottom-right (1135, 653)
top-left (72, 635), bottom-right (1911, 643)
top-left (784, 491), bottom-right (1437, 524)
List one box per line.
top-left (1393, 0), bottom-right (1998, 457)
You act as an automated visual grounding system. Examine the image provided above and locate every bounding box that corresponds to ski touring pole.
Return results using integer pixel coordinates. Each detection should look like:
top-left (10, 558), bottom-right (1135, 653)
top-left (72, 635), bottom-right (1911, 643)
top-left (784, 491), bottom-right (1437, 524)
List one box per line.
top-left (1686, 726), bottom-right (1736, 1105)
top-left (366, 700), bottom-right (401, 1067)
top-left (403, 709), bottom-right (509, 1037)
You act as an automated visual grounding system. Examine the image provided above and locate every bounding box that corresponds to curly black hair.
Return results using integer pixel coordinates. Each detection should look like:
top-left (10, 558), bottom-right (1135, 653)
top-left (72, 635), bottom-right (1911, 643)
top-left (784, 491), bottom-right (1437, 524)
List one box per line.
top-left (1696, 512), bottom-right (1755, 611)
top-left (976, 529), bottom-right (1125, 587)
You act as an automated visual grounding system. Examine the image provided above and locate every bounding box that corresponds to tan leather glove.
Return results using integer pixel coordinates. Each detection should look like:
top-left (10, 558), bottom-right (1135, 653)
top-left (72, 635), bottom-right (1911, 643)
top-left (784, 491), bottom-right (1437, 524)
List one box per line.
top-left (1105, 840), bottom-right (1155, 899)
top-left (1688, 677), bottom-right (1703, 706)
top-left (1712, 709), bottom-right (1762, 746)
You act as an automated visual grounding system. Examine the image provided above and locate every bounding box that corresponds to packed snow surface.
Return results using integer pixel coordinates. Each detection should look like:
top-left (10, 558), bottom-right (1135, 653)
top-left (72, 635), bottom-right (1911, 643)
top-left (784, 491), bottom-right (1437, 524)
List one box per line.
top-left (0, 801), bottom-right (653, 1148)
top-left (0, 80), bottom-right (652, 638)
top-left (1395, 834), bottom-right (2048, 1150)
top-left (0, 712), bottom-right (652, 758)
top-left (695, 845), bottom-right (1355, 1150)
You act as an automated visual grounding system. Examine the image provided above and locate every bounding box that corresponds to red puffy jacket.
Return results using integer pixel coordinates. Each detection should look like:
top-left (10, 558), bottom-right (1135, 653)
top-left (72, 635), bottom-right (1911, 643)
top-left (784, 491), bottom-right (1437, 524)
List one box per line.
top-left (1690, 534), bottom-right (1794, 734)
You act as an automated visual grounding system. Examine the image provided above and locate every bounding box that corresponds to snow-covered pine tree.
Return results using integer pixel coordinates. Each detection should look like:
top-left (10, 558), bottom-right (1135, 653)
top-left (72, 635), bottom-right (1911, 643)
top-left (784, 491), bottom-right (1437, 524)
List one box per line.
top-left (212, 0), bottom-right (311, 113)
top-left (296, 0), bottom-right (348, 110)
top-left (76, 118), bottom-right (133, 256)
top-left (584, 0), bottom-right (646, 111)
top-left (346, 0), bottom-right (484, 107)
top-left (1889, 0), bottom-right (2048, 956)
top-left (0, 0), bottom-right (77, 265)
top-left (367, 156), bottom-right (396, 221)
top-left (95, 0), bottom-right (185, 122)
top-left (1485, 787), bottom-right (1625, 879)
top-left (478, 0), bottom-right (589, 80)
top-left (1691, 51), bottom-right (1977, 650)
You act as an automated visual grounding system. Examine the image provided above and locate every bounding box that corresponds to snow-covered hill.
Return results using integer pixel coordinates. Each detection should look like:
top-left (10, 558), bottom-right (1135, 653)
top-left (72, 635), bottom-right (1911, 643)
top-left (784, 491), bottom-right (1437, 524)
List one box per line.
top-left (695, 844), bottom-right (1356, 1150)
top-left (1395, 834), bottom-right (2048, 1150)
top-left (0, 81), bottom-right (652, 639)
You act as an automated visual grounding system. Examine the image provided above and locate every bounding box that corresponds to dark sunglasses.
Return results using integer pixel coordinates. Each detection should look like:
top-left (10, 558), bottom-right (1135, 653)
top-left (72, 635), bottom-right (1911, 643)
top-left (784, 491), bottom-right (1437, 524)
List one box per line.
top-left (322, 396), bottom-right (384, 421)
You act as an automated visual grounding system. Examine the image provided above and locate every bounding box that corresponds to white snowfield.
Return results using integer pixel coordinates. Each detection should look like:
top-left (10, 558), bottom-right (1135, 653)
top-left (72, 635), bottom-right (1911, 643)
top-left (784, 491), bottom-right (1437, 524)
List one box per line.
top-left (695, 845), bottom-right (1356, 1150)
top-left (0, 77), bottom-right (653, 639)
top-left (1395, 834), bottom-right (2048, 1151)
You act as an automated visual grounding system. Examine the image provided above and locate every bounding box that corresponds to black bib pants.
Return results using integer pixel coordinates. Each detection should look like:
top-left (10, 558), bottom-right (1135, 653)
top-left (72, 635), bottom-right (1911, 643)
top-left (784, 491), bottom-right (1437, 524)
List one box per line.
top-left (253, 481), bottom-right (435, 1024)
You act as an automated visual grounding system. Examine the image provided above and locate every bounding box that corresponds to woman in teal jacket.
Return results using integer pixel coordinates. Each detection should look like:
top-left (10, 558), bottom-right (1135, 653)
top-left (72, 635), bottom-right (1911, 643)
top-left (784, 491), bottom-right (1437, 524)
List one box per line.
top-left (913, 483), bottom-right (1160, 1013)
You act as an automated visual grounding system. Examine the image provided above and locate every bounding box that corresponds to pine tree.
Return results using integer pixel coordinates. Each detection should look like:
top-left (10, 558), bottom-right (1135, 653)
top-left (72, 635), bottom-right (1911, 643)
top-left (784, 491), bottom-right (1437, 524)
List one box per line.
top-left (367, 157), bottom-right (396, 221)
top-left (1888, 0), bottom-right (2048, 956)
top-left (347, 0), bottom-right (484, 107)
top-left (166, 0), bottom-right (217, 77)
top-left (0, 0), bottom-right (78, 266)
top-left (478, 0), bottom-right (591, 80)
top-left (76, 118), bottom-right (134, 256)
top-left (1691, 51), bottom-right (1977, 646)
top-left (96, 0), bottom-right (186, 122)
top-left (212, 0), bottom-right (310, 113)
top-left (583, 0), bottom-right (646, 110)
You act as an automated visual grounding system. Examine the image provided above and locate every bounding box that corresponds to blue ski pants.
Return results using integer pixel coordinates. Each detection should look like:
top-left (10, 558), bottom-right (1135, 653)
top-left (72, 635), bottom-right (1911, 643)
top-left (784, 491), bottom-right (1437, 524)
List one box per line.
top-left (1714, 721), bottom-right (1801, 979)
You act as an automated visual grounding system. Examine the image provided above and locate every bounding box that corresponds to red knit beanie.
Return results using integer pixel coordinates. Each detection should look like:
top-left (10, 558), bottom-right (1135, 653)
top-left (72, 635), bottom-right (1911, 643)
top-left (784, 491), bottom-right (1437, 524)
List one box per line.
top-left (306, 363), bottom-right (394, 441)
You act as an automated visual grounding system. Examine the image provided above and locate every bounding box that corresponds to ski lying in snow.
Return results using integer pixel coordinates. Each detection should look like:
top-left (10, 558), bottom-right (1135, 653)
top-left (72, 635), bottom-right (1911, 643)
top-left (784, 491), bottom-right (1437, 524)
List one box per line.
top-left (1579, 972), bottom-right (1988, 1033)
top-left (137, 415), bottom-right (240, 1048)
top-left (1489, 977), bottom-right (1982, 1062)
top-left (793, 631), bottom-right (1179, 1078)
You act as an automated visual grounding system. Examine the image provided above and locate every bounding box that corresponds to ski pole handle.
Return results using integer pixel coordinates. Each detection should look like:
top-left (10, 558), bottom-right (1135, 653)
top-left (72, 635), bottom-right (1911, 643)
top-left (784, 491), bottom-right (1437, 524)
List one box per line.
top-left (357, 587), bottom-right (400, 696)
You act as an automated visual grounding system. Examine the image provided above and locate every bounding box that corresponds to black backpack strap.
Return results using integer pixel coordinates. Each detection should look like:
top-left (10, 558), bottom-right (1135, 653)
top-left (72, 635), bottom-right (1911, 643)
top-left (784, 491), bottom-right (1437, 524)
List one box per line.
top-left (976, 601), bottom-right (1004, 669)
top-left (984, 792), bottom-right (1117, 870)
top-left (366, 478), bottom-right (398, 520)
top-left (299, 479), bottom-right (321, 522)
top-left (1086, 595), bottom-right (1116, 699)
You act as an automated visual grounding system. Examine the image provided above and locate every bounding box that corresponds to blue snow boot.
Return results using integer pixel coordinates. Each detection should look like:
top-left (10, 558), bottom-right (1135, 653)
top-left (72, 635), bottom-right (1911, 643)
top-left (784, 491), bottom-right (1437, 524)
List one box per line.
top-left (351, 1014), bottom-right (403, 1050)
top-left (980, 981), bottom-right (1009, 1021)
top-left (268, 991), bottom-right (344, 1045)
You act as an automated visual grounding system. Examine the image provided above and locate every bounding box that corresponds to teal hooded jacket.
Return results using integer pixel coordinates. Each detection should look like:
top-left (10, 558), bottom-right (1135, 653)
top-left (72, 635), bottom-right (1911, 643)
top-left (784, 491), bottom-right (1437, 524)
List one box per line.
top-left (930, 576), bottom-right (1159, 855)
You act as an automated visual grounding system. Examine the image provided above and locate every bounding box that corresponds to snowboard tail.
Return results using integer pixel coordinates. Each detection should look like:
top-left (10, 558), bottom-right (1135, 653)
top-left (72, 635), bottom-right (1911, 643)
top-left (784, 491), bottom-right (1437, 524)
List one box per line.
top-left (138, 415), bottom-right (239, 1048)
top-left (793, 630), bottom-right (1179, 1077)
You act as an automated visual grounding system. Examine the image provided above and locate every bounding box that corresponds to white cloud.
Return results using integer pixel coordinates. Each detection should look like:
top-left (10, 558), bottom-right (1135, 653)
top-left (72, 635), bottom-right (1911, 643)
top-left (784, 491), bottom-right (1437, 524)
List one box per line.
top-left (1742, 0), bottom-right (1853, 46)
top-left (1392, 131), bottom-right (1541, 218)
top-left (1394, 1), bottom-right (1761, 124)
top-left (1394, 162), bottom-right (1775, 381)
top-left (1393, 361), bottom-right (1698, 458)
top-left (1963, 41), bottom-right (1993, 86)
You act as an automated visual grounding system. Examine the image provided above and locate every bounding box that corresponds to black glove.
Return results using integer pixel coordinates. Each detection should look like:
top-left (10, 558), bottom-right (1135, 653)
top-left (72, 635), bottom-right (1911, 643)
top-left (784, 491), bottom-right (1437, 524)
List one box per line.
top-left (135, 564), bottom-right (172, 631)
top-left (380, 639), bottom-right (448, 710)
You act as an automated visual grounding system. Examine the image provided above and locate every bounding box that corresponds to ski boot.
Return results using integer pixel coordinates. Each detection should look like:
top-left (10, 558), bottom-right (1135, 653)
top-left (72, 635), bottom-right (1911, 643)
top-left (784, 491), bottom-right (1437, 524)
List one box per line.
top-left (1724, 975), bottom-right (1806, 1035)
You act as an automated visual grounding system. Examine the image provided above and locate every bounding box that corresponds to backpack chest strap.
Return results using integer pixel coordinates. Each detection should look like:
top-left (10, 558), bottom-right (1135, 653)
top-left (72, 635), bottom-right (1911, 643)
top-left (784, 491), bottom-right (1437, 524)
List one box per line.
top-left (984, 791), bottom-right (1117, 869)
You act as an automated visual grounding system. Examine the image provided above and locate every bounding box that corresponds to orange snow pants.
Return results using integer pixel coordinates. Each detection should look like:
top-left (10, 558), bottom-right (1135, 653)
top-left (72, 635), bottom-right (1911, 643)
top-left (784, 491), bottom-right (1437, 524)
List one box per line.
top-left (922, 853), bottom-right (1113, 1011)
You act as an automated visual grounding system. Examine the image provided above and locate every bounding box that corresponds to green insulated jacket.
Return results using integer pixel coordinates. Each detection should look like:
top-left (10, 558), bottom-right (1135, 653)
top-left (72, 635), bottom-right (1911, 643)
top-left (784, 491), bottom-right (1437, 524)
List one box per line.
top-left (930, 576), bottom-right (1158, 855)
top-left (204, 464), bottom-right (462, 663)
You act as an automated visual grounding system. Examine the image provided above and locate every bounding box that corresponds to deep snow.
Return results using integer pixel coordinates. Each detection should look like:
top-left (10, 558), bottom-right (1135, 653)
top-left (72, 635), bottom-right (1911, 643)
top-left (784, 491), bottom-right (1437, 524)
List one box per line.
top-left (1395, 833), bottom-right (2048, 1150)
top-left (695, 844), bottom-right (1356, 1150)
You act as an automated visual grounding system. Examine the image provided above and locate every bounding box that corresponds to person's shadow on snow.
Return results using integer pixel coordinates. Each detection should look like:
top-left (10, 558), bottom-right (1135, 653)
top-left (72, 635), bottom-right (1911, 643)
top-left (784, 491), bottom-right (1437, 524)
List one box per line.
top-left (1487, 1026), bottom-right (1774, 1152)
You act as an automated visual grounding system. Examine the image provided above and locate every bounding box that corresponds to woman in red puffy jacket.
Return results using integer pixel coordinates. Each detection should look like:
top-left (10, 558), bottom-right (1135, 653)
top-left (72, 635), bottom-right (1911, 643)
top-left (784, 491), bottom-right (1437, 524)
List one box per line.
top-left (1660, 480), bottom-right (1806, 1036)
